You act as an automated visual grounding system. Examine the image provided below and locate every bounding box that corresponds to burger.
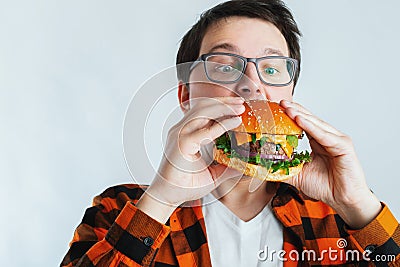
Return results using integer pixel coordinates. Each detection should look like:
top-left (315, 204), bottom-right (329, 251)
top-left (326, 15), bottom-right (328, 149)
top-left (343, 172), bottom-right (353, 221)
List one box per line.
top-left (214, 100), bottom-right (311, 181)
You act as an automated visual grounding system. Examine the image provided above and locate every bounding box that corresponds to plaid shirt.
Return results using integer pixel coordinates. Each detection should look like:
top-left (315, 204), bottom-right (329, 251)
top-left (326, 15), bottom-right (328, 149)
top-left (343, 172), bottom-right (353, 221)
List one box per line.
top-left (61, 183), bottom-right (400, 266)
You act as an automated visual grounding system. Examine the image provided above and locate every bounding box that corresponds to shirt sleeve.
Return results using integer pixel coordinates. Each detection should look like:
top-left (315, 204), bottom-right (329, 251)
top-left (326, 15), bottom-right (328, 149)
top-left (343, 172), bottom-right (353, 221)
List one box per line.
top-left (346, 203), bottom-right (400, 265)
top-left (60, 197), bottom-right (171, 267)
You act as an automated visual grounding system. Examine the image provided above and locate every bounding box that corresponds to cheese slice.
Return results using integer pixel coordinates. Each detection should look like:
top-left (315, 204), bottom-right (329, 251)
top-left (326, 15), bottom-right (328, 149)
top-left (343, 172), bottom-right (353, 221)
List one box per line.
top-left (272, 135), bottom-right (286, 144)
top-left (278, 141), bottom-right (293, 158)
top-left (272, 135), bottom-right (293, 158)
top-left (234, 132), bottom-right (252, 146)
top-left (234, 132), bottom-right (262, 146)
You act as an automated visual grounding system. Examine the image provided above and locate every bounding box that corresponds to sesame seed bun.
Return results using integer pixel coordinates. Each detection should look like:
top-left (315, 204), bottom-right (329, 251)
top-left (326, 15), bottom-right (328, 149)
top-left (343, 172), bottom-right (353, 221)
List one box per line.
top-left (234, 100), bottom-right (302, 135)
top-left (213, 100), bottom-right (307, 181)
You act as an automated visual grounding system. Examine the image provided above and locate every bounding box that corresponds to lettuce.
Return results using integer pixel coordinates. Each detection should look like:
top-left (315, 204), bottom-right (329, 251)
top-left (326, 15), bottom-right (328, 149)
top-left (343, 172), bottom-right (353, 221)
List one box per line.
top-left (215, 134), bottom-right (311, 174)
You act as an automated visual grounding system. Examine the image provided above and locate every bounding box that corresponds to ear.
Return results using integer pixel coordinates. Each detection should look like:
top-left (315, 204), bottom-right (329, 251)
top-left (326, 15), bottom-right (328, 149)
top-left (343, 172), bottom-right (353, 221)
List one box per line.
top-left (178, 81), bottom-right (190, 113)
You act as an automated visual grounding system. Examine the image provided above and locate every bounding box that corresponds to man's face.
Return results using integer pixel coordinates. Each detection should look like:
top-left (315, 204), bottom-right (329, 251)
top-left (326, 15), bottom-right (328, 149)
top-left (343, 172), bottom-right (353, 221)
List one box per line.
top-left (188, 16), bottom-right (294, 102)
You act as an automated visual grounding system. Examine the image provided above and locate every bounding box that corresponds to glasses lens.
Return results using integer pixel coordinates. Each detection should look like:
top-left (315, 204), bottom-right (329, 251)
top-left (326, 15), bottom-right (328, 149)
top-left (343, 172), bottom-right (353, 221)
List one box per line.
top-left (204, 55), bottom-right (244, 82)
top-left (258, 58), bottom-right (294, 85)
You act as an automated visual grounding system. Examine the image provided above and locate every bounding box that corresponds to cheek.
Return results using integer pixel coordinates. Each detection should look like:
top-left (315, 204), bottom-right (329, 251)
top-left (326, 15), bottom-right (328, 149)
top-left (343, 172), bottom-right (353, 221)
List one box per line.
top-left (188, 82), bottom-right (238, 98)
top-left (189, 67), bottom-right (238, 98)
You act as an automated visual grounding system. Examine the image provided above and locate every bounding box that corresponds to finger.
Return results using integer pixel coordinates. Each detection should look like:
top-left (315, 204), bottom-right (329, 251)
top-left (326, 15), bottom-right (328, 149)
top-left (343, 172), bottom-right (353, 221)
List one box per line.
top-left (192, 116), bottom-right (242, 144)
top-left (179, 116), bottom-right (242, 155)
top-left (295, 115), bottom-right (351, 156)
top-left (182, 97), bottom-right (243, 132)
top-left (283, 104), bottom-right (344, 136)
top-left (280, 100), bottom-right (312, 115)
top-left (190, 96), bottom-right (244, 109)
top-left (192, 103), bottom-right (245, 122)
top-left (281, 100), bottom-right (341, 135)
top-left (181, 103), bottom-right (245, 134)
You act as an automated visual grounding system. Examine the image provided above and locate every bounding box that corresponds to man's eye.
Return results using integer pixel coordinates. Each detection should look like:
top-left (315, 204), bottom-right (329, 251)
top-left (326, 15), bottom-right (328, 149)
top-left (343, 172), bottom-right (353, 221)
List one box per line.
top-left (264, 67), bottom-right (279, 75)
top-left (216, 65), bottom-right (235, 73)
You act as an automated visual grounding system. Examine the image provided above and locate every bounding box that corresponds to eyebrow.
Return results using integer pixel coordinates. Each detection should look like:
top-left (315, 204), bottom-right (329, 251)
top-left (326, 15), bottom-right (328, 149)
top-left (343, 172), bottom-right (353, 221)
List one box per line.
top-left (263, 48), bottom-right (285, 57)
top-left (207, 43), bottom-right (285, 57)
top-left (208, 43), bottom-right (240, 53)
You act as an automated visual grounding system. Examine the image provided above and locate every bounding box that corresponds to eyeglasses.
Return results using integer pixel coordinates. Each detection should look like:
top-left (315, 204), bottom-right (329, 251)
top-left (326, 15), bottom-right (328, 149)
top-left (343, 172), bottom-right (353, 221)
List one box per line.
top-left (189, 52), bottom-right (298, 87)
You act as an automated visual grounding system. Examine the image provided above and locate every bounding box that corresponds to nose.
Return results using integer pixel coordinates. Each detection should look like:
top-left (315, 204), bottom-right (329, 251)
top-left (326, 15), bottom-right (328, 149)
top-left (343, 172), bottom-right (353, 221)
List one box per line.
top-left (234, 62), bottom-right (264, 100)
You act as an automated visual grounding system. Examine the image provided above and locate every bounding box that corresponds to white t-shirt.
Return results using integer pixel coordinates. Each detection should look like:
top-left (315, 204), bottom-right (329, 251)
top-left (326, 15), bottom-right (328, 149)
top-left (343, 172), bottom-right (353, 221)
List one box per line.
top-left (202, 193), bottom-right (283, 267)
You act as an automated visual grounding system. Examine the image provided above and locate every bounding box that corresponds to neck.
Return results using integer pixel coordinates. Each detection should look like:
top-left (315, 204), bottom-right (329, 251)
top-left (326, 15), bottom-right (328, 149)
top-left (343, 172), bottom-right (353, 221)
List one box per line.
top-left (212, 178), bottom-right (278, 222)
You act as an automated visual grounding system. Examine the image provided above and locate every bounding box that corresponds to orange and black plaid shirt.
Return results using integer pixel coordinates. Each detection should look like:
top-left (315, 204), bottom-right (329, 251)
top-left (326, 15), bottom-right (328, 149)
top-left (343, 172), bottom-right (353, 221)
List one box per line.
top-left (61, 183), bottom-right (400, 266)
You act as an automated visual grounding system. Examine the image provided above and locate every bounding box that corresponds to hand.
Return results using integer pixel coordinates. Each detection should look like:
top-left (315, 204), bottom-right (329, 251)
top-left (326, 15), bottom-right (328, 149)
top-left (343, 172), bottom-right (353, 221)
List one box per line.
top-left (137, 97), bottom-right (245, 222)
top-left (280, 100), bottom-right (381, 229)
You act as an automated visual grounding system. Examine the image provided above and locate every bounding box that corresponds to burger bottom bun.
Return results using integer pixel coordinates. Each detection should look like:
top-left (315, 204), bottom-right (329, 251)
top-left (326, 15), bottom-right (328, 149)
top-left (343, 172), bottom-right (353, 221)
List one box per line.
top-left (213, 147), bottom-right (304, 182)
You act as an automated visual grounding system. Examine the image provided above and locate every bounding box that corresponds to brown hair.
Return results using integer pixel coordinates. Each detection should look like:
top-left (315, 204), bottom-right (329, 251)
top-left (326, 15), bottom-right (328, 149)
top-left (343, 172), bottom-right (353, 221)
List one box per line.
top-left (176, 0), bottom-right (302, 88)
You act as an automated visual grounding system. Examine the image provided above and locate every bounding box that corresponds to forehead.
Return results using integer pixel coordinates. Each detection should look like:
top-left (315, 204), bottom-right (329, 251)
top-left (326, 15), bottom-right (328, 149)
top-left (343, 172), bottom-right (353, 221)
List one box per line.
top-left (199, 16), bottom-right (289, 57)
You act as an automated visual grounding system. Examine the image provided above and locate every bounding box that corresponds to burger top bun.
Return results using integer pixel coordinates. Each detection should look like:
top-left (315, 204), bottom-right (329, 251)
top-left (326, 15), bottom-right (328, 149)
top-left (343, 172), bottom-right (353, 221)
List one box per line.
top-left (234, 100), bottom-right (302, 135)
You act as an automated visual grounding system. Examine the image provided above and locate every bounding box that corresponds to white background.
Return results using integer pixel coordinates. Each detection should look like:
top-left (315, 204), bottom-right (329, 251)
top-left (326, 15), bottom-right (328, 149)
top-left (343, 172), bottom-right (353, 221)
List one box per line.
top-left (1, 1), bottom-right (399, 266)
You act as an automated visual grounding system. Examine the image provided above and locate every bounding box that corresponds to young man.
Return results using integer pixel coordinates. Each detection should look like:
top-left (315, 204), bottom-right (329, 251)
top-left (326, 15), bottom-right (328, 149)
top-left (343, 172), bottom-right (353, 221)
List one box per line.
top-left (61, 1), bottom-right (400, 266)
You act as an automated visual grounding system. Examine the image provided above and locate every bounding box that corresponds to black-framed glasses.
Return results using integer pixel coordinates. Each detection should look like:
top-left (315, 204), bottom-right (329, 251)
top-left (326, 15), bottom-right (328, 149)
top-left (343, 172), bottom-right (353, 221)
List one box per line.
top-left (189, 52), bottom-right (298, 87)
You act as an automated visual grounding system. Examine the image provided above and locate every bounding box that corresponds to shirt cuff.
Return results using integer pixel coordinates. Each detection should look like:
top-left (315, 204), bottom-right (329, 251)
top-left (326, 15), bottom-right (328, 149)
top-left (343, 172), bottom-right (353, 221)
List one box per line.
top-left (105, 201), bottom-right (171, 266)
top-left (347, 203), bottom-right (400, 259)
